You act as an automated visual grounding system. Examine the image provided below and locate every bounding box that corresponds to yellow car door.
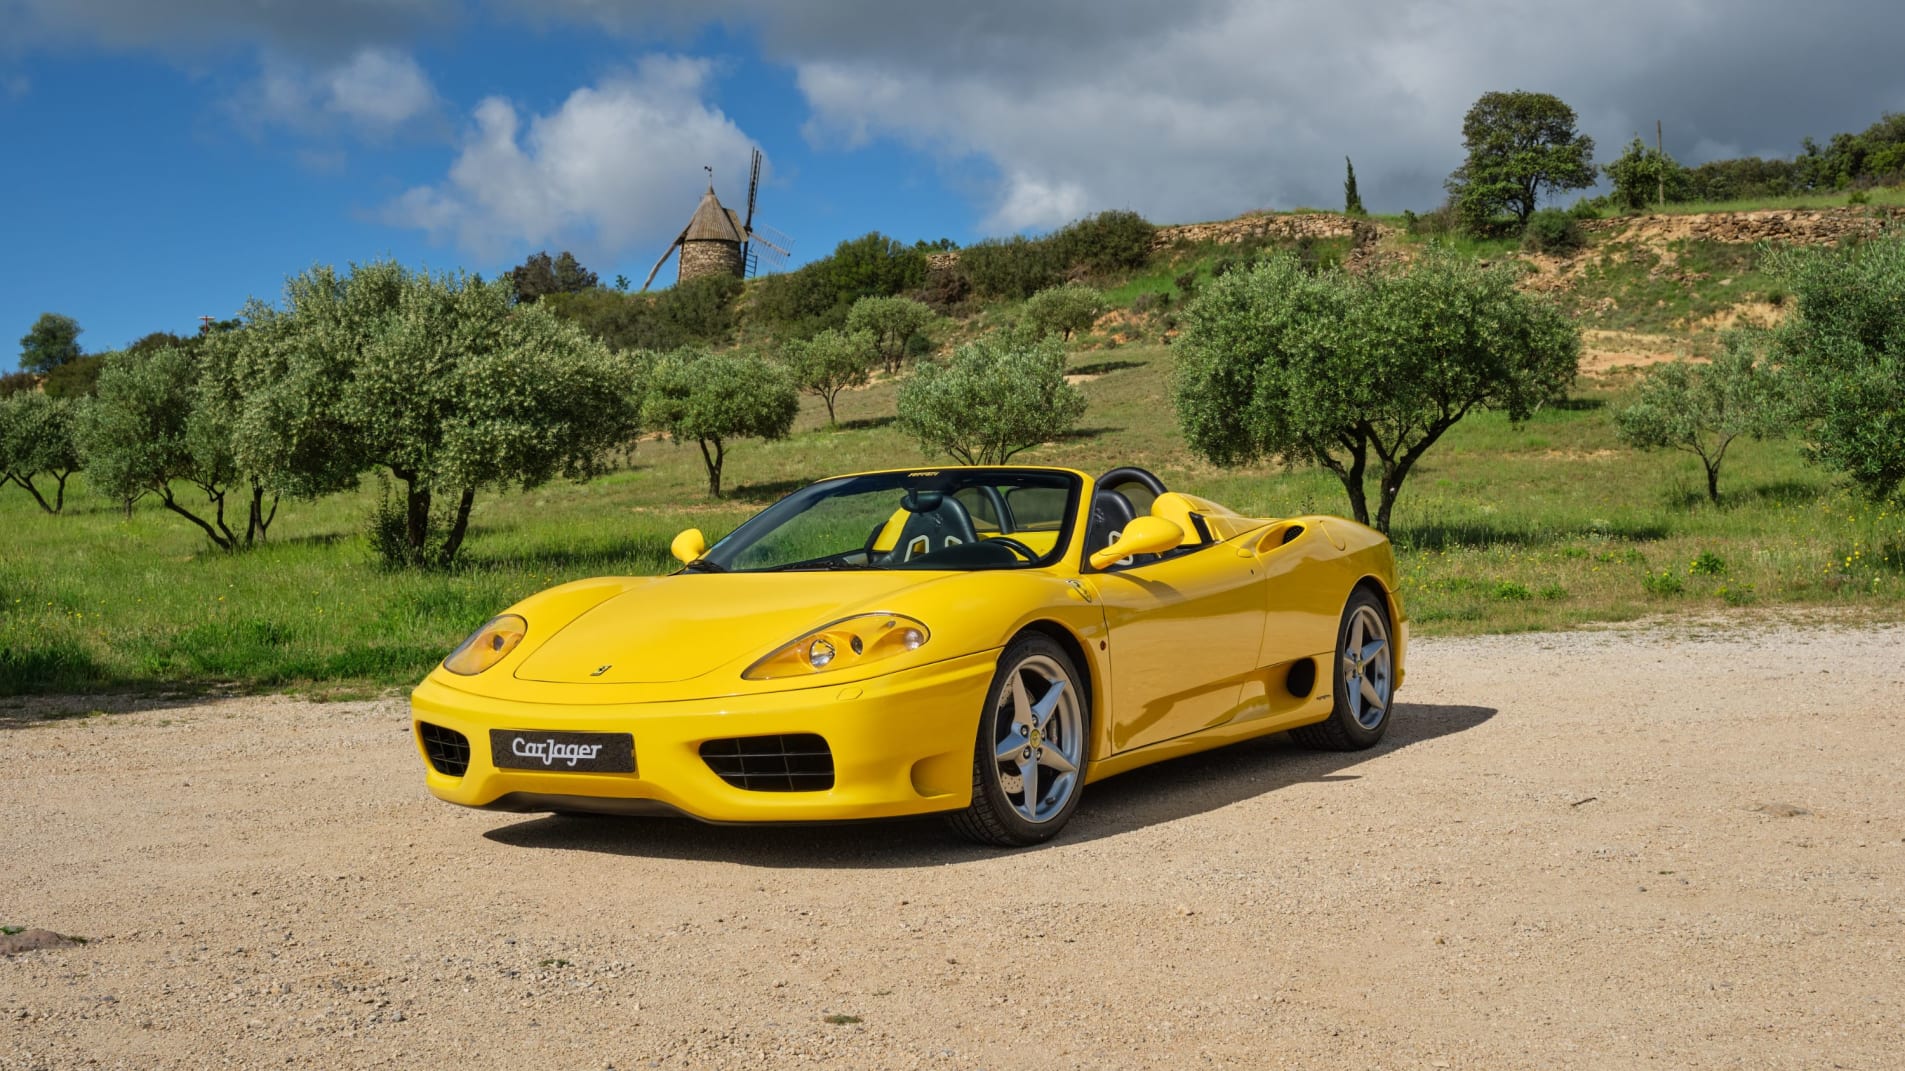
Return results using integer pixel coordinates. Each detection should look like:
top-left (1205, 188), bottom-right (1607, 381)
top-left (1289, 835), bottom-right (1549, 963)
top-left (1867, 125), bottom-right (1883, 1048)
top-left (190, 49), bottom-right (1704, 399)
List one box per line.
top-left (1087, 546), bottom-right (1269, 753)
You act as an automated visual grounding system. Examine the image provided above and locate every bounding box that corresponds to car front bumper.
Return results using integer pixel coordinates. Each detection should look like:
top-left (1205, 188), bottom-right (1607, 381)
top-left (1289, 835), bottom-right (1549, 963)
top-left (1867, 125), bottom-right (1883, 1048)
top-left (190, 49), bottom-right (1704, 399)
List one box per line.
top-left (410, 650), bottom-right (998, 823)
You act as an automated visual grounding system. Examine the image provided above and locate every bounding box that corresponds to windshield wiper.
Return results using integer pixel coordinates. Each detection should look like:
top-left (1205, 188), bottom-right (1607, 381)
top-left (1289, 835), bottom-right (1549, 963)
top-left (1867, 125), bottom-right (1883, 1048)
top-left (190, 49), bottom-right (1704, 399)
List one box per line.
top-left (767, 559), bottom-right (866, 572)
top-left (681, 558), bottom-right (727, 573)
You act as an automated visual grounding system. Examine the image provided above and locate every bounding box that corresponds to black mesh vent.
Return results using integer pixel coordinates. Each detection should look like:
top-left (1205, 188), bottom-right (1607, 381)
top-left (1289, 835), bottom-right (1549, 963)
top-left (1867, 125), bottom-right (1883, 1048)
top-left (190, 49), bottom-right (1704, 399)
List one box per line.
top-left (419, 722), bottom-right (471, 777)
top-left (699, 734), bottom-right (834, 792)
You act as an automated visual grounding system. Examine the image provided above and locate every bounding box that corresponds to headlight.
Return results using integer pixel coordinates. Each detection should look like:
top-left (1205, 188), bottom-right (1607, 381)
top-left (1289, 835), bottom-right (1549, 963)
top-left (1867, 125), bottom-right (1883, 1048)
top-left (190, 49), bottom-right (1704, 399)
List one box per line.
top-left (443, 614), bottom-right (527, 676)
top-left (744, 614), bottom-right (930, 680)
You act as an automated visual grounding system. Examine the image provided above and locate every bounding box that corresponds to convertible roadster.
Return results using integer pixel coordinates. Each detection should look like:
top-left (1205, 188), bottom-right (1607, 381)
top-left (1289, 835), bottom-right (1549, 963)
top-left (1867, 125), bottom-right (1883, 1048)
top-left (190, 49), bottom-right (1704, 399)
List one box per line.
top-left (412, 465), bottom-right (1406, 845)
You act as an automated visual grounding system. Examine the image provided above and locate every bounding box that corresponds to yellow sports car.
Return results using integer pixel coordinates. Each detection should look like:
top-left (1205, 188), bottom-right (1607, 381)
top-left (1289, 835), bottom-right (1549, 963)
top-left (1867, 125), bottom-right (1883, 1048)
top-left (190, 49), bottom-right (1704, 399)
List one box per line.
top-left (412, 465), bottom-right (1406, 845)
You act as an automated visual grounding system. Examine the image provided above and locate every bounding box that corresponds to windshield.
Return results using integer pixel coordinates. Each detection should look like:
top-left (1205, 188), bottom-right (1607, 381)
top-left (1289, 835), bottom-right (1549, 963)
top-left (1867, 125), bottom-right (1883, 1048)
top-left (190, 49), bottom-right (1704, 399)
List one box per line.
top-left (699, 469), bottom-right (1081, 573)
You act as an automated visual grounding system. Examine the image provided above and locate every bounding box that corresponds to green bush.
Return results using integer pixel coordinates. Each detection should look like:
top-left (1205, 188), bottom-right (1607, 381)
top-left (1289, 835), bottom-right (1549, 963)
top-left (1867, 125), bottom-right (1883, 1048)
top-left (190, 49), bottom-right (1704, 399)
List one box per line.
top-left (1051, 210), bottom-right (1156, 275)
top-left (1688, 551), bottom-right (1727, 577)
top-left (1642, 570), bottom-right (1685, 596)
top-left (1022, 282), bottom-right (1107, 341)
top-left (1520, 208), bottom-right (1584, 254)
top-left (960, 236), bottom-right (1063, 300)
top-left (897, 331), bottom-right (1085, 465)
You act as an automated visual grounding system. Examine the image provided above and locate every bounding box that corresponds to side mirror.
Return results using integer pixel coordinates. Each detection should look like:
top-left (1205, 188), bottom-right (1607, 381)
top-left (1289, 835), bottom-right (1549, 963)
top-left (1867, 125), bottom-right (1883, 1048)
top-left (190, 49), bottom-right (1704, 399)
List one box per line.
top-left (1089, 515), bottom-right (1184, 571)
top-left (670, 528), bottom-right (709, 565)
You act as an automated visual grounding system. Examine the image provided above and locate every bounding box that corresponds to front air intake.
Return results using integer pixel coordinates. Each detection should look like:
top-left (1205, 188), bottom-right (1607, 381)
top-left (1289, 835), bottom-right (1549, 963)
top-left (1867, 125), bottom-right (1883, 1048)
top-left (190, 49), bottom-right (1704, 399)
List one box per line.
top-left (418, 722), bottom-right (471, 777)
top-left (699, 734), bottom-right (834, 792)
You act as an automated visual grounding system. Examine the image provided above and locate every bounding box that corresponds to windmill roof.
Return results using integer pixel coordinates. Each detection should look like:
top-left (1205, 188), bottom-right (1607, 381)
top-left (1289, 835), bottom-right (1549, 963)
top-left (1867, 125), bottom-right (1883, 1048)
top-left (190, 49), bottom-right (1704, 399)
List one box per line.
top-left (683, 185), bottom-right (745, 243)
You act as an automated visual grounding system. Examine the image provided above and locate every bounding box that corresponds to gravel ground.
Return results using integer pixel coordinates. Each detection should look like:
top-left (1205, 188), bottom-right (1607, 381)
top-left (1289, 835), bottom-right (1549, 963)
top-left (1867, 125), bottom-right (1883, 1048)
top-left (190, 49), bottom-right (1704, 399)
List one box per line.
top-left (3, 622), bottom-right (1903, 1070)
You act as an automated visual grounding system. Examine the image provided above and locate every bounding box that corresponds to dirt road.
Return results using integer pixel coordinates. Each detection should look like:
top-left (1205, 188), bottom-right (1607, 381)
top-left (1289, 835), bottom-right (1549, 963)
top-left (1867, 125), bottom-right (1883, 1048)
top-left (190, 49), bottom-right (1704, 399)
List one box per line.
top-left (4, 623), bottom-right (1902, 1069)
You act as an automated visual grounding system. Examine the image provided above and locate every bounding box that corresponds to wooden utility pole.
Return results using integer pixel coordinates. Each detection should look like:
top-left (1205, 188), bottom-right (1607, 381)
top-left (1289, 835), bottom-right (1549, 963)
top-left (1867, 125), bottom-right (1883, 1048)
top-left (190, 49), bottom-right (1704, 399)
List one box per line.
top-left (1657, 120), bottom-right (1665, 207)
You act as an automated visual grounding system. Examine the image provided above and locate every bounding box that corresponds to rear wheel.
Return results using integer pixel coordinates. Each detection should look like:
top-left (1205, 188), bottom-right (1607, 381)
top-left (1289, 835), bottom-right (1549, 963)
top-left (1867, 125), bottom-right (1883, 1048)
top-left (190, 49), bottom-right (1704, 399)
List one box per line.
top-left (946, 635), bottom-right (1089, 847)
top-left (1291, 588), bottom-right (1394, 751)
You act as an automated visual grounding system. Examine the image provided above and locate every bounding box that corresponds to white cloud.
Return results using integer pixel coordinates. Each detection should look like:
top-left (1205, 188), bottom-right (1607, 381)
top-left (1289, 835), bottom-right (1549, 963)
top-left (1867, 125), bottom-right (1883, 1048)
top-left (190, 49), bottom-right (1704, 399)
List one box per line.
top-left (385, 55), bottom-right (758, 262)
top-left (238, 46), bottom-right (439, 137)
top-left (509, 0), bottom-right (1905, 228)
top-left (324, 48), bottom-right (438, 129)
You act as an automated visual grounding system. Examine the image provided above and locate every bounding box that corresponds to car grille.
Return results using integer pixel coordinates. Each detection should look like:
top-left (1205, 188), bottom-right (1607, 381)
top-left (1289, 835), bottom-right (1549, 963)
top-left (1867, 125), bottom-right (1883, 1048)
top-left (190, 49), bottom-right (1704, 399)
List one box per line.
top-left (699, 734), bottom-right (834, 792)
top-left (418, 722), bottom-right (471, 777)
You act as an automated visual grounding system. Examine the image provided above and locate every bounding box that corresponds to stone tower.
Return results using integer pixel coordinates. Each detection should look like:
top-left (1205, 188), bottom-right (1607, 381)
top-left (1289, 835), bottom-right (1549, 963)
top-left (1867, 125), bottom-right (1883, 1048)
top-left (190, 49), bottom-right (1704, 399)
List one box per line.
top-left (642, 183), bottom-right (746, 290)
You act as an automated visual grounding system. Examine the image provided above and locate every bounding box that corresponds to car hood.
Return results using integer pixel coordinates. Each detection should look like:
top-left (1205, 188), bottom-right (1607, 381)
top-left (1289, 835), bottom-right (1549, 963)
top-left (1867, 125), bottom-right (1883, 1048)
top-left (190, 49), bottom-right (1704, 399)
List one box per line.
top-left (512, 571), bottom-right (958, 684)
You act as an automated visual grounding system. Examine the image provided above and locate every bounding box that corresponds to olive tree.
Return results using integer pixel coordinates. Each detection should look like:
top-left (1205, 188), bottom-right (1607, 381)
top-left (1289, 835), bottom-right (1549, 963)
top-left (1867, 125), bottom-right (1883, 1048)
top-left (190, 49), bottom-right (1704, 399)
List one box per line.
top-left (234, 262), bottom-right (642, 566)
top-left (780, 328), bottom-right (877, 426)
top-left (642, 349), bottom-right (798, 497)
top-left (79, 347), bottom-right (250, 550)
top-left (1764, 236), bottom-right (1905, 502)
top-left (0, 392), bottom-right (82, 514)
top-left (897, 330), bottom-right (1086, 465)
top-left (1614, 343), bottom-right (1779, 504)
top-left (845, 295), bottom-right (935, 374)
top-left (1174, 250), bottom-right (1580, 532)
top-left (1022, 282), bottom-right (1107, 341)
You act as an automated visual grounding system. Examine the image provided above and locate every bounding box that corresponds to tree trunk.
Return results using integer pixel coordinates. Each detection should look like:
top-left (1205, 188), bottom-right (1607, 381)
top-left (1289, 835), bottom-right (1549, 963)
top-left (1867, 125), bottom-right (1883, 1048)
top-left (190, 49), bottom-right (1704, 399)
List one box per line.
top-left (245, 481), bottom-right (279, 545)
top-left (699, 437), bottom-right (725, 498)
top-left (1704, 460), bottom-right (1721, 505)
top-left (823, 392), bottom-right (838, 426)
top-left (159, 486), bottom-right (235, 552)
top-left (438, 487), bottom-right (477, 565)
top-left (404, 479), bottom-right (432, 555)
top-left (52, 470), bottom-right (69, 513)
top-left (11, 473), bottom-right (56, 514)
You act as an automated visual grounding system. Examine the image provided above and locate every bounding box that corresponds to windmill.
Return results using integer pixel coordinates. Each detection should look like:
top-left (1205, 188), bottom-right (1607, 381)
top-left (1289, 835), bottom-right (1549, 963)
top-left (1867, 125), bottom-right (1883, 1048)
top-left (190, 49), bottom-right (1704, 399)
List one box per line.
top-left (641, 148), bottom-right (792, 291)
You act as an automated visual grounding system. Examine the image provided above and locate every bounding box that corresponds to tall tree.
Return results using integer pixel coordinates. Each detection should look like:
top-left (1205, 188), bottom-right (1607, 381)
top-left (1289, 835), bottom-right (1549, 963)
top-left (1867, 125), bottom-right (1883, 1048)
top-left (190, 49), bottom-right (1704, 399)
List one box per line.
top-left (1174, 250), bottom-right (1579, 532)
top-left (1344, 157), bottom-right (1366, 216)
top-left (1446, 90), bottom-right (1597, 232)
top-left (18, 313), bottom-right (82, 373)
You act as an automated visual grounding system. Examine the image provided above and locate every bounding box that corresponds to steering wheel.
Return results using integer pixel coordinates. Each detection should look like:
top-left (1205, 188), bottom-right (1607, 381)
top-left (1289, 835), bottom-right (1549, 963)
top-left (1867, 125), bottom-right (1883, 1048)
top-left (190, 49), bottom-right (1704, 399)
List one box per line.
top-left (986, 536), bottom-right (1039, 561)
top-left (1095, 466), bottom-right (1168, 498)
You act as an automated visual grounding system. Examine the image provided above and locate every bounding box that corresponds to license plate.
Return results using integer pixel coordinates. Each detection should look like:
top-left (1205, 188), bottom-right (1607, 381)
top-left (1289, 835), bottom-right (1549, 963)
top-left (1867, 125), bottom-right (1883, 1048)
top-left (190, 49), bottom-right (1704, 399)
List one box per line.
top-left (490, 730), bottom-right (635, 773)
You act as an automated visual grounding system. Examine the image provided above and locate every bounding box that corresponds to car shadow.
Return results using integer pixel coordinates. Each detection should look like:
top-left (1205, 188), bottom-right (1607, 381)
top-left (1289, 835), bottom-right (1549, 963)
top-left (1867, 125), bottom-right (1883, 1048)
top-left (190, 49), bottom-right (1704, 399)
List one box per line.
top-left (479, 701), bottom-right (1495, 868)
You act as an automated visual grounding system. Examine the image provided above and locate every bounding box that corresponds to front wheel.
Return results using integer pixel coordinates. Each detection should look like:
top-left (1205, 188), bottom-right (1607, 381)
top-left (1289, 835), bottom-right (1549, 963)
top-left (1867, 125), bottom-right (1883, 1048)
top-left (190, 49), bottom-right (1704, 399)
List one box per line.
top-left (1291, 588), bottom-right (1394, 751)
top-left (945, 635), bottom-right (1089, 847)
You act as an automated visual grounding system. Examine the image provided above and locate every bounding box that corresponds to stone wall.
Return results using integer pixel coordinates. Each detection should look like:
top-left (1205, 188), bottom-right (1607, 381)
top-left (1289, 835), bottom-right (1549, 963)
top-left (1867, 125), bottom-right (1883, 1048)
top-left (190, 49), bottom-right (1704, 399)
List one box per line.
top-left (1150, 211), bottom-right (1382, 250)
top-left (1581, 206), bottom-right (1905, 245)
top-left (680, 239), bottom-right (743, 282)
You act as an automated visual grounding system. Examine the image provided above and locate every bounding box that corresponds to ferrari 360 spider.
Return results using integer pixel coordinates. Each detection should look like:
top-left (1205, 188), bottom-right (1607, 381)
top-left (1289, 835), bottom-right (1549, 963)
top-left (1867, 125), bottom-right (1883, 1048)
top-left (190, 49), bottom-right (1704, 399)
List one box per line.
top-left (412, 465), bottom-right (1406, 845)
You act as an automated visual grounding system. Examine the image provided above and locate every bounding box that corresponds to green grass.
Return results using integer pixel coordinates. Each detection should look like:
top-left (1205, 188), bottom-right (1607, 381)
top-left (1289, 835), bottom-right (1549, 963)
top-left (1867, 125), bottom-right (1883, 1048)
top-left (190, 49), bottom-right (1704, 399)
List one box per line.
top-left (5, 342), bottom-right (1902, 698)
top-left (1564, 238), bottom-right (1780, 334)
top-left (1618, 187), bottom-right (1905, 216)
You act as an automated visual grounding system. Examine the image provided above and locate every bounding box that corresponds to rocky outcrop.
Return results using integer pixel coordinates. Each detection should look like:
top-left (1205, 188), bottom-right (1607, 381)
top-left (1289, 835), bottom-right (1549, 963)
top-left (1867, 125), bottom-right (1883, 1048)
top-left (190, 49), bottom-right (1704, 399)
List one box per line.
top-left (1583, 206), bottom-right (1904, 245)
top-left (1151, 212), bottom-right (1390, 250)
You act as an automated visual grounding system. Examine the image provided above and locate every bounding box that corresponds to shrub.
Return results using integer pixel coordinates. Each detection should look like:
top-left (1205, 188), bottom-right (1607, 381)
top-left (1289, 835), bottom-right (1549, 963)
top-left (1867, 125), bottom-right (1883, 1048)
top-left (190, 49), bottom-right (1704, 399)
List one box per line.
top-left (1493, 581), bottom-right (1533, 601)
top-left (1602, 136), bottom-right (1692, 211)
top-left (1521, 208), bottom-right (1584, 254)
top-left (912, 262), bottom-right (973, 315)
top-left (961, 236), bottom-right (1062, 300)
top-left (0, 391), bottom-right (82, 514)
top-left (1130, 291), bottom-right (1169, 316)
top-left (1688, 551), bottom-right (1727, 577)
top-left (1022, 283), bottom-right (1107, 341)
top-left (1642, 570), bottom-right (1685, 596)
top-left (1764, 236), bottom-right (1905, 502)
top-left (642, 349), bottom-right (798, 497)
top-left (897, 331), bottom-right (1085, 465)
top-left (780, 328), bottom-right (877, 425)
top-left (1174, 250), bottom-right (1579, 531)
top-left (845, 295), bottom-right (935, 374)
top-left (1051, 210), bottom-right (1156, 275)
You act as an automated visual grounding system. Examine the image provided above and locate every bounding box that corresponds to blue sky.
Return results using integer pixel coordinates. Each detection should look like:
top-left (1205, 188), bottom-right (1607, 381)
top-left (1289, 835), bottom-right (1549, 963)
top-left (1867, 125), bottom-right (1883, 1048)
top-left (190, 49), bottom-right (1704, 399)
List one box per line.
top-left (4, 0), bottom-right (1904, 354)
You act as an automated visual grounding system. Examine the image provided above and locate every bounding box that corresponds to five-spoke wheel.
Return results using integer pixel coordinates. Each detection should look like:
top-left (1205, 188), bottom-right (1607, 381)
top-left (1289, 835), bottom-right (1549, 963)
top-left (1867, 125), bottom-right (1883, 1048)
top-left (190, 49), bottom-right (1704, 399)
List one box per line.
top-left (1291, 588), bottom-right (1394, 751)
top-left (947, 634), bottom-right (1088, 846)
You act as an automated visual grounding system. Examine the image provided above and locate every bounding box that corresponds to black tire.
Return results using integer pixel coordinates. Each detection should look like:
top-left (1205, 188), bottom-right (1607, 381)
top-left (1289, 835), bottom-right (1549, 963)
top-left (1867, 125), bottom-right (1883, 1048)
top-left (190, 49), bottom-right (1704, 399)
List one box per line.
top-left (945, 634), bottom-right (1090, 847)
top-left (1290, 587), bottom-right (1395, 751)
